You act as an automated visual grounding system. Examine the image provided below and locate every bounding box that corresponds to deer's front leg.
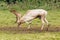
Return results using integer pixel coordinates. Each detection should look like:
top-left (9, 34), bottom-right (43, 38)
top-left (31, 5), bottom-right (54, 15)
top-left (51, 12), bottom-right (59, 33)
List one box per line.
top-left (25, 21), bottom-right (32, 29)
top-left (41, 16), bottom-right (45, 30)
top-left (17, 21), bottom-right (22, 28)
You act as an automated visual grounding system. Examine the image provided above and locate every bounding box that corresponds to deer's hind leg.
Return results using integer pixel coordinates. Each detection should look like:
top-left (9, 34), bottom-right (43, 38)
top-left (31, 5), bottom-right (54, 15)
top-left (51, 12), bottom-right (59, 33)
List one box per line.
top-left (44, 18), bottom-right (48, 26)
top-left (38, 15), bottom-right (45, 30)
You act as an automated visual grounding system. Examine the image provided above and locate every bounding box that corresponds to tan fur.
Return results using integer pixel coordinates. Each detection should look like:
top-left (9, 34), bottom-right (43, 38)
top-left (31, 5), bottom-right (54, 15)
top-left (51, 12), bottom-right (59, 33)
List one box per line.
top-left (18, 9), bottom-right (48, 30)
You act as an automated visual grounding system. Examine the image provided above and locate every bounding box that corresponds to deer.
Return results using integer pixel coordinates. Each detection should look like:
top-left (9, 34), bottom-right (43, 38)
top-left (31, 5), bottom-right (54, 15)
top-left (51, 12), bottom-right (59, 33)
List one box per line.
top-left (10, 9), bottom-right (49, 30)
top-left (18, 9), bottom-right (49, 30)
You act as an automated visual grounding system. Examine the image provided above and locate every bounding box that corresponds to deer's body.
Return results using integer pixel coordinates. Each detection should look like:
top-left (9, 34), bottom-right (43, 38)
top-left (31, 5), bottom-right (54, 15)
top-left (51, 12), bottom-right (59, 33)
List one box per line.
top-left (18, 9), bottom-right (48, 30)
top-left (19, 9), bottom-right (47, 22)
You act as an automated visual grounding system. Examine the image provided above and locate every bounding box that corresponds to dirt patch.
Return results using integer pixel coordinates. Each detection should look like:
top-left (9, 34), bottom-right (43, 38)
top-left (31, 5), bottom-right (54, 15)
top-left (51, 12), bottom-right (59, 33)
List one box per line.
top-left (0, 26), bottom-right (60, 33)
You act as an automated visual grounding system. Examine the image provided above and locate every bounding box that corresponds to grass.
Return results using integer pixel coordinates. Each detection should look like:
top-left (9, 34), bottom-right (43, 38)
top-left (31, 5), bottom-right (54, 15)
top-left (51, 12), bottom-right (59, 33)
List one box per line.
top-left (0, 9), bottom-right (60, 40)
top-left (0, 10), bottom-right (16, 27)
top-left (0, 31), bottom-right (60, 40)
top-left (47, 9), bottom-right (60, 26)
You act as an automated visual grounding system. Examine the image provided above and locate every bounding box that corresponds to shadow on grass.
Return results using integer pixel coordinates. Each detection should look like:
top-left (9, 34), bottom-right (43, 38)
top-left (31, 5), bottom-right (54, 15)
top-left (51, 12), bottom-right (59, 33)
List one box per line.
top-left (0, 26), bottom-right (60, 34)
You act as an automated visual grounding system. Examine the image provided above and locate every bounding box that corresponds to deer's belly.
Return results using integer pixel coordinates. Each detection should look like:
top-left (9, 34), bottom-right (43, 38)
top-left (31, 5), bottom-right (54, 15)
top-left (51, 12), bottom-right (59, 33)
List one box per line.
top-left (23, 16), bottom-right (34, 22)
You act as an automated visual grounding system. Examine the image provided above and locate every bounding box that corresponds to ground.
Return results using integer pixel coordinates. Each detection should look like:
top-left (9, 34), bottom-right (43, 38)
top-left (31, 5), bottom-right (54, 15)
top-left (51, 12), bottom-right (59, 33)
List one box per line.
top-left (0, 26), bottom-right (60, 40)
top-left (0, 26), bottom-right (60, 33)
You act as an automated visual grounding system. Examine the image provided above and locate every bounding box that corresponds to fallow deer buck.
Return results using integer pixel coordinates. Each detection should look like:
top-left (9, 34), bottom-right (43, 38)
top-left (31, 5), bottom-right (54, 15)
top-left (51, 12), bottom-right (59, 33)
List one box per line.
top-left (10, 9), bottom-right (49, 30)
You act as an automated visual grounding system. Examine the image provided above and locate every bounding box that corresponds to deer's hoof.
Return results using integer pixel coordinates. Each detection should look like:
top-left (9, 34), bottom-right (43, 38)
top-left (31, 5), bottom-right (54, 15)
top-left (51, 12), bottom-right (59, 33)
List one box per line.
top-left (27, 26), bottom-right (31, 29)
top-left (41, 27), bottom-right (44, 31)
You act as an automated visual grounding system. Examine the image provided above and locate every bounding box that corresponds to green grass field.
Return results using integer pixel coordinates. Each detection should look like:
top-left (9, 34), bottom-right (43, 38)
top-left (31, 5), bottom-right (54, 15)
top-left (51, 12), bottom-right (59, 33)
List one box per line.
top-left (0, 9), bottom-right (60, 40)
top-left (0, 31), bottom-right (60, 40)
top-left (0, 9), bottom-right (60, 27)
